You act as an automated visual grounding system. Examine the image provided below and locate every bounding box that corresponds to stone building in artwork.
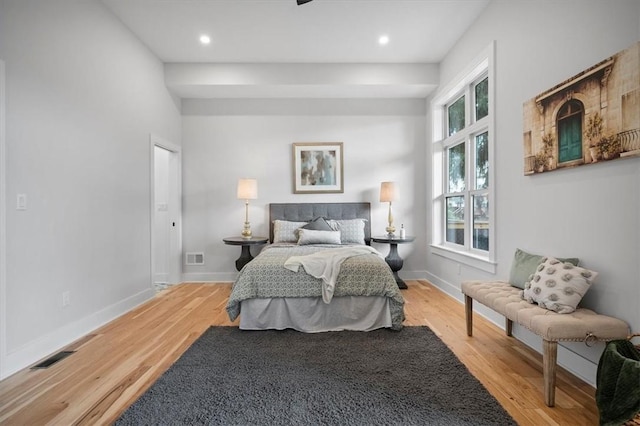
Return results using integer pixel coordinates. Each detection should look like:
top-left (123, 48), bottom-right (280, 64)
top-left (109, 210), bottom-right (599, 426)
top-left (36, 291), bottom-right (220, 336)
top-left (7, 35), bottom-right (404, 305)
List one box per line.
top-left (522, 41), bottom-right (639, 174)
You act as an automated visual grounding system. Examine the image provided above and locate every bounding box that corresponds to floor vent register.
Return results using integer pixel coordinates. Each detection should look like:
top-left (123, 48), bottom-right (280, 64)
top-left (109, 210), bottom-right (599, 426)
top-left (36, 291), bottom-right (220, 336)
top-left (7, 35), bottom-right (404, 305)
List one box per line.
top-left (31, 350), bottom-right (75, 369)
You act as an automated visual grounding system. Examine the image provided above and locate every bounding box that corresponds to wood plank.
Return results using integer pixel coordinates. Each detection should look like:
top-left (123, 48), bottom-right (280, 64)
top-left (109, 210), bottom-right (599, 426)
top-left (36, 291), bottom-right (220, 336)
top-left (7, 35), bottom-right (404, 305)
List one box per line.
top-left (0, 281), bottom-right (599, 425)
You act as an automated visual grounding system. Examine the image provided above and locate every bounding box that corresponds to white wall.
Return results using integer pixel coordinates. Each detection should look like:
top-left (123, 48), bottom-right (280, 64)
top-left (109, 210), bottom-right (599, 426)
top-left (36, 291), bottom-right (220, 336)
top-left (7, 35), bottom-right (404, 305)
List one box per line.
top-left (0, 0), bottom-right (182, 378)
top-left (181, 100), bottom-right (426, 282)
top-left (1, 0), bottom-right (635, 388)
top-left (427, 0), bottom-right (640, 385)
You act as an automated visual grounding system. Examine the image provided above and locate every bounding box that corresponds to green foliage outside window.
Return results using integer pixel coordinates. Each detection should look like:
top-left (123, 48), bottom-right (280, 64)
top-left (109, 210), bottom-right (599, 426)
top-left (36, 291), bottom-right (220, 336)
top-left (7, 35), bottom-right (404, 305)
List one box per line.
top-left (448, 96), bottom-right (465, 136)
top-left (475, 77), bottom-right (488, 120)
top-left (475, 132), bottom-right (489, 189)
top-left (446, 196), bottom-right (465, 245)
top-left (448, 143), bottom-right (465, 193)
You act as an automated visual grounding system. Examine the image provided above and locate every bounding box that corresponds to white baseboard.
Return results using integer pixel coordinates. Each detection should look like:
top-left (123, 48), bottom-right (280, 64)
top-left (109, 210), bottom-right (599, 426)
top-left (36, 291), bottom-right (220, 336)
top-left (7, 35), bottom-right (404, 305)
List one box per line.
top-left (181, 272), bottom-right (237, 283)
top-left (2, 287), bottom-right (154, 380)
top-left (398, 270), bottom-right (427, 281)
top-left (424, 271), bottom-right (599, 387)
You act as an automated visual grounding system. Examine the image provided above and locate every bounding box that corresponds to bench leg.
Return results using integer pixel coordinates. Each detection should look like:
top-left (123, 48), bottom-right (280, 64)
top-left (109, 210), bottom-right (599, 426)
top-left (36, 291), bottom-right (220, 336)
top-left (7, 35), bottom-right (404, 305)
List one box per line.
top-left (543, 339), bottom-right (558, 407)
top-left (505, 318), bottom-right (513, 337)
top-left (464, 295), bottom-right (473, 336)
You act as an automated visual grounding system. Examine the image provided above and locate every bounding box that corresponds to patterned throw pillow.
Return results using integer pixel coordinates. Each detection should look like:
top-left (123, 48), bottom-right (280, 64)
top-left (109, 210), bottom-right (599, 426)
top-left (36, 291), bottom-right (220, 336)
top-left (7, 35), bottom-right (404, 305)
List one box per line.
top-left (272, 220), bottom-right (307, 243)
top-left (521, 256), bottom-right (598, 314)
top-left (327, 219), bottom-right (366, 245)
top-left (297, 229), bottom-right (341, 245)
top-left (508, 248), bottom-right (580, 289)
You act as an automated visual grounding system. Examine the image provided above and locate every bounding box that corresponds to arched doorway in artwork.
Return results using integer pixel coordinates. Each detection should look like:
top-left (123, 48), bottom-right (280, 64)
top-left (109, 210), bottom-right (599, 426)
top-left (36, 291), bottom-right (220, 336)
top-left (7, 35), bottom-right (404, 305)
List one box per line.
top-left (557, 99), bottom-right (585, 163)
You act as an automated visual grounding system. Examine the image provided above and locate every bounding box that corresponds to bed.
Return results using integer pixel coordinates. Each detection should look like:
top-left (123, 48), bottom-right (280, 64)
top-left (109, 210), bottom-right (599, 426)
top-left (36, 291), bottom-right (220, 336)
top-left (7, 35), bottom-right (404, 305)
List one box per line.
top-left (226, 202), bottom-right (405, 332)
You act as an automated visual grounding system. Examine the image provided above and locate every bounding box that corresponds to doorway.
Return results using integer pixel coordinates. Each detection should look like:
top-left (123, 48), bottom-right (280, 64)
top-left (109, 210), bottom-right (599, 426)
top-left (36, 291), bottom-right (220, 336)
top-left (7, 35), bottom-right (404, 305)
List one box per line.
top-left (150, 135), bottom-right (181, 291)
top-left (558, 100), bottom-right (584, 163)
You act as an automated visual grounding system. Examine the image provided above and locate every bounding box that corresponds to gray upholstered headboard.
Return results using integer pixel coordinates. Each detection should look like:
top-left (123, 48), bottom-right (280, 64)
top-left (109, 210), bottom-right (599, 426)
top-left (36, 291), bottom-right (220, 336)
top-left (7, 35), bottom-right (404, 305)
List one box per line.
top-left (269, 202), bottom-right (371, 245)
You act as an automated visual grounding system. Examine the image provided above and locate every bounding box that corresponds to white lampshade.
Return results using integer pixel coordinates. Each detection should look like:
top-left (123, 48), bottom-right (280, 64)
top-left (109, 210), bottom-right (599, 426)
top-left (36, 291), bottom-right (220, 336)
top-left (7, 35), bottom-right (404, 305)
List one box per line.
top-left (379, 181), bottom-right (397, 203)
top-left (237, 178), bottom-right (258, 200)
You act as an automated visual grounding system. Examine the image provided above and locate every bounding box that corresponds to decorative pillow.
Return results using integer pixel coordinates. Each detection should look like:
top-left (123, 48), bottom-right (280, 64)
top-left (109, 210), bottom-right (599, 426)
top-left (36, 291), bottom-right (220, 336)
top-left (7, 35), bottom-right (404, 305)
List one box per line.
top-left (521, 256), bottom-right (597, 314)
top-left (272, 220), bottom-right (307, 243)
top-left (327, 219), bottom-right (367, 245)
top-left (301, 216), bottom-right (333, 232)
top-left (297, 229), bottom-right (341, 245)
top-left (508, 248), bottom-right (580, 289)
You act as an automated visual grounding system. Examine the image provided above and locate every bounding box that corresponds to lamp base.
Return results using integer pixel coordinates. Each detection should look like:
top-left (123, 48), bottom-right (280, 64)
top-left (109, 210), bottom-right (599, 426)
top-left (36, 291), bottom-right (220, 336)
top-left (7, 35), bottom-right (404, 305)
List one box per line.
top-left (241, 222), bottom-right (252, 239)
top-left (385, 225), bottom-right (396, 236)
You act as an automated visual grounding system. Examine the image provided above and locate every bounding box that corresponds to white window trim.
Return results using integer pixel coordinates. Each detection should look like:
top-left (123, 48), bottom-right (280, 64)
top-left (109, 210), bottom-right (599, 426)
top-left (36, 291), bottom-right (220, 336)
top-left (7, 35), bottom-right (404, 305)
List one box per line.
top-left (430, 41), bottom-right (496, 274)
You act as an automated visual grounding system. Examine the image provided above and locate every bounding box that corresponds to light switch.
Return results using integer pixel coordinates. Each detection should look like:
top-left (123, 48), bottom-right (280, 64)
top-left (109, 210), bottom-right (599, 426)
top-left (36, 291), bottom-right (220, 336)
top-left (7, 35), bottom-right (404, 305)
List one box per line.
top-left (17, 194), bottom-right (27, 210)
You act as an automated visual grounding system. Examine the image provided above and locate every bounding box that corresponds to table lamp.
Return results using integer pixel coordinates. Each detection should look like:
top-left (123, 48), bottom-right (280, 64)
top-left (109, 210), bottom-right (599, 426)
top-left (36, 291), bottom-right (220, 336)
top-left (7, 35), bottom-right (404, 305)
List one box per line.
top-left (237, 178), bottom-right (258, 239)
top-left (380, 181), bottom-right (397, 236)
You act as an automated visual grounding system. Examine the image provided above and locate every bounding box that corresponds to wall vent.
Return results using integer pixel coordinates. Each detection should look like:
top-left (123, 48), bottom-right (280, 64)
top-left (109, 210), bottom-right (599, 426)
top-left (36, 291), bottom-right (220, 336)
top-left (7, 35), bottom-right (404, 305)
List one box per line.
top-left (185, 252), bottom-right (205, 265)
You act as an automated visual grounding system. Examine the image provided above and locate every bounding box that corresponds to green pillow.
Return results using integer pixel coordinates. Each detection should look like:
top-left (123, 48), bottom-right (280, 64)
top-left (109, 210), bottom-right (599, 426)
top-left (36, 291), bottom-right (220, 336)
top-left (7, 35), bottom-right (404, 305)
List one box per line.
top-left (508, 248), bottom-right (579, 289)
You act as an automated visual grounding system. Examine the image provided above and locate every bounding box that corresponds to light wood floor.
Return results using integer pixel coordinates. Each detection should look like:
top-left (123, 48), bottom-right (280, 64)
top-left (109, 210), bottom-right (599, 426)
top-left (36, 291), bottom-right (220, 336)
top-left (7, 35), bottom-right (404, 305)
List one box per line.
top-left (0, 280), bottom-right (599, 425)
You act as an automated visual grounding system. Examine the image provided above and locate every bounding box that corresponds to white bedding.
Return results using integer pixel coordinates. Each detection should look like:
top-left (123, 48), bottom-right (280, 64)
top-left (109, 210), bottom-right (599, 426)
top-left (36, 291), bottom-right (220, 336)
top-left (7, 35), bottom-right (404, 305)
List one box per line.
top-left (283, 245), bottom-right (382, 303)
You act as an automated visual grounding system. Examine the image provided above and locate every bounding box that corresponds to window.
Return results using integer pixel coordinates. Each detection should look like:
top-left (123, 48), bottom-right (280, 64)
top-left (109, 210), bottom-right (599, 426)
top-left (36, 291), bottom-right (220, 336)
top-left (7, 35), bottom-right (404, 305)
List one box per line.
top-left (431, 43), bottom-right (495, 273)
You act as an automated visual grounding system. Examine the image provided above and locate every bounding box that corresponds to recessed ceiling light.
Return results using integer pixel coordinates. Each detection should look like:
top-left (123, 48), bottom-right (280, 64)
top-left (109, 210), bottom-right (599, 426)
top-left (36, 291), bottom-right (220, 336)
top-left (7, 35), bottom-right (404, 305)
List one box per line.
top-left (378, 35), bottom-right (389, 45)
top-left (200, 35), bottom-right (211, 45)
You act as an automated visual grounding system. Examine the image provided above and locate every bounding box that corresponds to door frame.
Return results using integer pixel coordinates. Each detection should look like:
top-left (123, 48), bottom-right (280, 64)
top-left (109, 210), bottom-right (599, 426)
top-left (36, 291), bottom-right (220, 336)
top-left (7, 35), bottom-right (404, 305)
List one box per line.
top-left (149, 134), bottom-right (182, 288)
top-left (1, 59), bottom-right (7, 379)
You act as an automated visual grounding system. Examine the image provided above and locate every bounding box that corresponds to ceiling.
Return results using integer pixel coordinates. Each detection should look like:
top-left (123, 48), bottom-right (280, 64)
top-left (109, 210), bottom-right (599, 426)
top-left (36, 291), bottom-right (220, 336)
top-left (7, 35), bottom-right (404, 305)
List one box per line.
top-left (100, 0), bottom-right (490, 99)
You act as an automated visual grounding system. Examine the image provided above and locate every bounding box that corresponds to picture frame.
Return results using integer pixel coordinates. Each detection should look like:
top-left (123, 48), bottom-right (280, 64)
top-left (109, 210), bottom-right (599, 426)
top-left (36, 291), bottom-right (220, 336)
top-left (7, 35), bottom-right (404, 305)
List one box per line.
top-left (522, 41), bottom-right (639, 175)
top-left (292, 142), bottom-right (344, 194)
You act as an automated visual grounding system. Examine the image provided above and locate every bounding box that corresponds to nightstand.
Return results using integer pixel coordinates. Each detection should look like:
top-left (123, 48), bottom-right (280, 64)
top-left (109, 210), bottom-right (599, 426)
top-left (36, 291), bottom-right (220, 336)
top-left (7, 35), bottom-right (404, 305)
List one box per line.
top-left (223, 236), bottom-right (268, 271)
top-left (371, 235), bottom-right (415, 289)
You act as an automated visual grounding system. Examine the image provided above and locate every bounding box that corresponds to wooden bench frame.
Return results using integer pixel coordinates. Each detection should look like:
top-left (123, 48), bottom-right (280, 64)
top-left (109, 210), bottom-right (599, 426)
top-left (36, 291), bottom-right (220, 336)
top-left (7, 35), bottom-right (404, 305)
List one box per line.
top-left (462, 280), bottom-right (629, 407)
top-left (465, 295), bottom-right (560, 406)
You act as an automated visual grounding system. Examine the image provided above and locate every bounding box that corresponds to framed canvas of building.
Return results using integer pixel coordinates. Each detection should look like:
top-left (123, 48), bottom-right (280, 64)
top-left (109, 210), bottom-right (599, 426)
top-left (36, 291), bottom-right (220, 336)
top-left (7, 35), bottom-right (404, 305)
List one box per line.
top-left (292, 142), bottom-right (344, 194)
top-left (522, 41), bottom-right (640, 175)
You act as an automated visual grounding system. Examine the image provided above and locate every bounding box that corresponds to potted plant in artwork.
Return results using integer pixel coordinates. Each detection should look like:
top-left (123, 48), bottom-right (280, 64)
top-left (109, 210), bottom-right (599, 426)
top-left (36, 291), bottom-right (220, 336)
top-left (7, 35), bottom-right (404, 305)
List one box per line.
top-left (532, 133), bottom-right (554, 172)
top-left (597, 134), bottom-right (622, 160)
top-left (533, 151), bottom-right (548, 173)
top-left (586, 113), bottom-right (604, 162)
top-left (541, 133), bottom-right (555, 170)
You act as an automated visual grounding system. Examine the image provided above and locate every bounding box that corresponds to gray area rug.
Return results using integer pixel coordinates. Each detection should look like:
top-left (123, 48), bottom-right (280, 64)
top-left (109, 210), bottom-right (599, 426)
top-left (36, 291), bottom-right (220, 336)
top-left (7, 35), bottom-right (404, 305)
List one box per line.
top-left (117, 326), bottom-right (517, 425)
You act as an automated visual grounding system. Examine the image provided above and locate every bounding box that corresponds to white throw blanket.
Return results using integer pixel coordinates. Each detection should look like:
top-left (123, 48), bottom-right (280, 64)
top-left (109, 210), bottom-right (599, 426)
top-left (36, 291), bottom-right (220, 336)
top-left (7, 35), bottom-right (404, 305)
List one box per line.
top-left (283, 246), bottom-right (383, 303)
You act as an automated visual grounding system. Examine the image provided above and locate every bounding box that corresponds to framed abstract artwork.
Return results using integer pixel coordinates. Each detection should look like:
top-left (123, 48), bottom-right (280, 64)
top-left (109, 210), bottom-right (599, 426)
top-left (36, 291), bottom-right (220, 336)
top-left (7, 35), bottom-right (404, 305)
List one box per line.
top-left (292, 142), bottom-right (344, 194)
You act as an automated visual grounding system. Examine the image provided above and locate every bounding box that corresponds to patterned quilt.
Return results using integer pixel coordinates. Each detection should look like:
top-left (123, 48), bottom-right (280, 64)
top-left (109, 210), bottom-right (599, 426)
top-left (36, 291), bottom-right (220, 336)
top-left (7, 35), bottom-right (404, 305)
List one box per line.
top-left (226, 244), bottom-right (405, 330)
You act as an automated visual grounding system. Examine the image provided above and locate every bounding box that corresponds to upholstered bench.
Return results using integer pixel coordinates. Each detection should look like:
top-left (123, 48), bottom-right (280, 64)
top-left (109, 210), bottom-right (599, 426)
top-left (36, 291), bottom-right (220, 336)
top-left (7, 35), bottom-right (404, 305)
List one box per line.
top-left (461, 280), bottom-right (629, 407)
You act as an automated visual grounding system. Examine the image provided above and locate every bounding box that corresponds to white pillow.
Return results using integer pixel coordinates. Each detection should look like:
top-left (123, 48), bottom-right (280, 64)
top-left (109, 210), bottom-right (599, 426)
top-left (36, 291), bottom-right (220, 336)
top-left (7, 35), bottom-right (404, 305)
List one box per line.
top-left (273, 220), bottom-right (306, 243)
top-left (297, 229), bottom-right (341, 245)
top-left (327, 219), bottom-right (366, 245)
top-left (522, 256), bottom-right (597, 314)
